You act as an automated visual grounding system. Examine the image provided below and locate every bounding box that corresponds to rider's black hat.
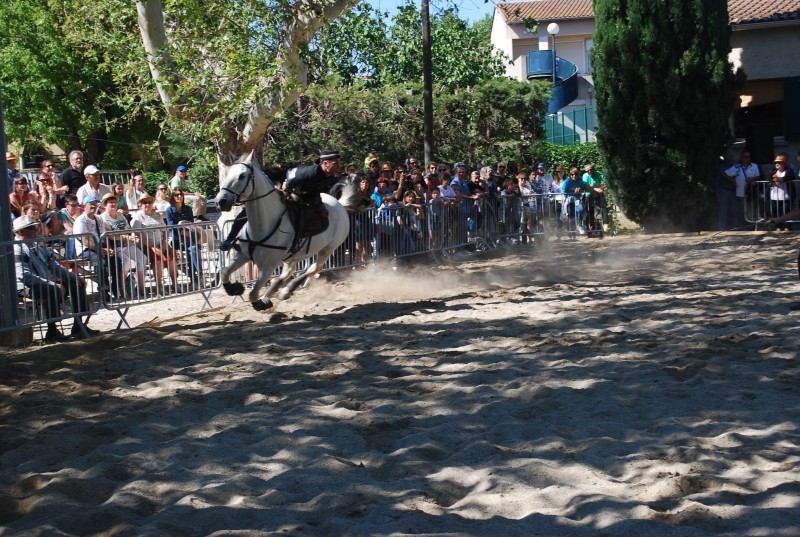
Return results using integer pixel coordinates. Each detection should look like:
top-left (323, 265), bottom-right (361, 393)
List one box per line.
top-left (319, 150), bottom-right (340, 162)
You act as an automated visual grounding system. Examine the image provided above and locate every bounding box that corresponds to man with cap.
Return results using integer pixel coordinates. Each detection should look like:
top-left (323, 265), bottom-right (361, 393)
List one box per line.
top-left (76, 165), bottom-right (112, 205)
top-left (13, 215), bottom-right (99, 341)
top-left (73, 194), bottom-right (124, 300)
top-left (221, 150), bottom-right (342, 251)
top-left (169, 164), bottom-right (207, 219)
top-left (6, 152), bottom-right (19, 193)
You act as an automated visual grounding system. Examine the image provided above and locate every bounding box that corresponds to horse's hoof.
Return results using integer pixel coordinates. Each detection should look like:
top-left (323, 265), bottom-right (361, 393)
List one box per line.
top-left (252, 299), bottom-right (272, 311)
top-left (224, 282), bottom-right (245, 296)
top-left (277, 289), bottom-right (290, 301)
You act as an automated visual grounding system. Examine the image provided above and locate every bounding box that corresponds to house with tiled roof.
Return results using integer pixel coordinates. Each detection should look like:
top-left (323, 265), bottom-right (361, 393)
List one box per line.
top-left (492, 0), bottom-right (800, 158)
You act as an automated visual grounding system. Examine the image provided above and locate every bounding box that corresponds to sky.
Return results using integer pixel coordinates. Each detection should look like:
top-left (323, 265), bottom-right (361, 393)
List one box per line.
top-left (372, 0), bottom-right (497, 24)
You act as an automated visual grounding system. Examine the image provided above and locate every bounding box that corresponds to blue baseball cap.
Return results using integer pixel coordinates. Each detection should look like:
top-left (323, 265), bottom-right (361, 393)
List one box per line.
top-left (176, 165), bottom-right (187, 172)
top-left (83, 195), bottom-right (100, 204)
top-left (537, 162), bottom-right (547, 169)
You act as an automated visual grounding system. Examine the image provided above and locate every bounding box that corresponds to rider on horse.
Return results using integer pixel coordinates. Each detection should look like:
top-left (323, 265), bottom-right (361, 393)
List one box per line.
top-left (221, 150), bottom-right (342, 251)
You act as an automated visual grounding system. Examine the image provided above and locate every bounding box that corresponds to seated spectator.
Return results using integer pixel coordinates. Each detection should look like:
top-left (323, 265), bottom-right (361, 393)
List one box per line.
top-left (111, 182), bottom-right (130, 219)
top-left (13, 215), bottom-right (99, 341)
top-left (76, 165), bottom-right (112, 205)
top-left (169, 165), bottom-right (208, 220)
top-left (165, 188), bottom-right (203, 286)
top-left (130, 194), bottom-right (178, 295)
top-left (72, 194), bottom-right (125, 300)
top-left (35, 172), bottom-right (61, 236)
top-left (99, 193), bottom-right (148, 297)
top-left (126, 174), bottom-right (148, 211)
top-left (9, 177), bottom-right (41, 218)
top-left (39, 159), bottom-right (67, 201)
top-left (153, 183), bottom-right (171, 214)
top-left (58, 194), bottom-right (82, 235)
top-left (20, 202), bottom-right (56, 238)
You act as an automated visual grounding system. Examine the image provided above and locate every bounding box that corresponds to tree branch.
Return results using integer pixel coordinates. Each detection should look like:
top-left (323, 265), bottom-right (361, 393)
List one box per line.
top-left (136, 0), bottom-right (188, 119)
top-left (240, 0), bottom-right (360, 150)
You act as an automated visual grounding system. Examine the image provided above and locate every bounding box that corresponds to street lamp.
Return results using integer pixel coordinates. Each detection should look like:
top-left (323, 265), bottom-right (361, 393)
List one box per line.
top-left (547, 22), bottom-right (560, 87)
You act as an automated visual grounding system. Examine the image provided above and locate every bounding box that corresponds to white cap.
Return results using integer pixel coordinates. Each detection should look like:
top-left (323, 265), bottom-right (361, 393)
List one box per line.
top-left (84, 165), bottom-right (100, 175)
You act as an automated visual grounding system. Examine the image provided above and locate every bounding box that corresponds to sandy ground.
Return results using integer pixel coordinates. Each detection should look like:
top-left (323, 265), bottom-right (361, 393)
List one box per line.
top-left (1, 232), bottom-right (799, 537)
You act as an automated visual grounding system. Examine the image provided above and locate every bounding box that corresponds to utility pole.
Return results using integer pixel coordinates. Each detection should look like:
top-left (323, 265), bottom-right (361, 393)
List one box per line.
top-left (421, 0), bottom-right (434, 165)
top-left (0, 89), bottom-right (21, 336)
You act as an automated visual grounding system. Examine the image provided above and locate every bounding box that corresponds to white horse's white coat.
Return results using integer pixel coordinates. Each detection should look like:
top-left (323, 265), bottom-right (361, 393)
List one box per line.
top-left (214, 154), bottom-right (356, 310)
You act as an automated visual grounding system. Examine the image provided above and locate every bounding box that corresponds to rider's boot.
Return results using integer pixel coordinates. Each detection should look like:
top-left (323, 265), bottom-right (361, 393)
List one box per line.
top-left (221, 209), bottom-right (247, 251)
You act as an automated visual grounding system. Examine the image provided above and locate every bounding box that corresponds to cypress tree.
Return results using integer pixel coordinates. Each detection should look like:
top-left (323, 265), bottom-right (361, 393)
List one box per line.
top-left (592, 0), bottom-right (742, 231)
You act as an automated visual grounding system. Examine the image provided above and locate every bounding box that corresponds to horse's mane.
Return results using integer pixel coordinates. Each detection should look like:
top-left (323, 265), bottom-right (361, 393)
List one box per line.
top-left (330, 176), bottom-right (362, 212)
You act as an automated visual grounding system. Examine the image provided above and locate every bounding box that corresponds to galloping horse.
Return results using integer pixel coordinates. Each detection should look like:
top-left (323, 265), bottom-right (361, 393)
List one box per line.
top-left (214, 153), bottom-right (360, 310)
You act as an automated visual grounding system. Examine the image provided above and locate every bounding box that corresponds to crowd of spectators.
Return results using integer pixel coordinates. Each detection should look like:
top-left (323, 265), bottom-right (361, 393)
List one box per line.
top-left (343, 152), bottom-right (610, 251)
top-left (6, 152), bottom-right (211, 340)
top-left (715, 149), bottom-right (800, 231)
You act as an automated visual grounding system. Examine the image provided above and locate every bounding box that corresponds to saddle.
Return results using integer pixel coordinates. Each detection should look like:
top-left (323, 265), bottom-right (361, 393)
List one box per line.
top-left (285, 194), bottom-right (329, 254)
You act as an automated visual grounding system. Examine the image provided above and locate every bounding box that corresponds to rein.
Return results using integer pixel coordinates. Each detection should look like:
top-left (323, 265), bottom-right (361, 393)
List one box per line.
top-left (225, 163), bottom-right (293, 257)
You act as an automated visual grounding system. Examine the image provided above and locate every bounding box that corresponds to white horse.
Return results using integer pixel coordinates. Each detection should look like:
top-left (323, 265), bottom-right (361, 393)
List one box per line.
top-left (214, 153), bottom-right (360, 311)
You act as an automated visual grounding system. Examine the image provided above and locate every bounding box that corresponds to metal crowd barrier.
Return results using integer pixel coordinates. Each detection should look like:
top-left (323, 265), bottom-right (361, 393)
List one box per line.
top-left (1, 233), bottom-right (103, 338)
top-left (98, 221), bottom-right (222, 328)
top-left (219, 191), bottom-right (616, 290)
top-left (744, 179), bottom-right (800, 229)
top-left (3, 192), bottom-right (617, 339)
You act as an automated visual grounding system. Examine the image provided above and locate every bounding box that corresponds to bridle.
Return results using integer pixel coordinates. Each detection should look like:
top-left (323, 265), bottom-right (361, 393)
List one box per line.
top-left (219, 163), bottom-right (277, 205)
top-left (221, 162), bottom-right (293, 257)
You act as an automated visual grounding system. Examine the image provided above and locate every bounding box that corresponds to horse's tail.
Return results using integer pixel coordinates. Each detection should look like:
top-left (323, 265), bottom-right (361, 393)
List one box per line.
top-left (332, 176), bottom-right (362, 212)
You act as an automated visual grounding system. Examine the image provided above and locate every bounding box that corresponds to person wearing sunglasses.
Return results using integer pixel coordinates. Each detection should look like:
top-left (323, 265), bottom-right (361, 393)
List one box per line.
top-left (153, 183), bottom-right (171, 214)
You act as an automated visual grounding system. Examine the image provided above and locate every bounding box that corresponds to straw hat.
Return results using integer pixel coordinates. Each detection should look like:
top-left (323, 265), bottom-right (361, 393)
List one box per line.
top-left (13, 215), bottom-right (40, 233)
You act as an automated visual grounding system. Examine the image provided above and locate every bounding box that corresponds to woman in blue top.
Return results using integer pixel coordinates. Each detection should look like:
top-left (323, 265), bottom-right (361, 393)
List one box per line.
top-left (165, 188), bottom-right (202, 286)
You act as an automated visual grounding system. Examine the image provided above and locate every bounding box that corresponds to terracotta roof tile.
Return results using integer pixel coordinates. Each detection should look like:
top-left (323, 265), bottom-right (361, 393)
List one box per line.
top-left (728, 0), bottom-right (800, 24)
top-left (496, 0), bottom-right (800, 25)
top-left (496, 0), bottom-right (593, 22)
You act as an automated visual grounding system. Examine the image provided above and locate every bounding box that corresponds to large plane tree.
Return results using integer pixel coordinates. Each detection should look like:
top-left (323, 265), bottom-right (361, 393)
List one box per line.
top-left (62, 0), bottom-right (360, 173)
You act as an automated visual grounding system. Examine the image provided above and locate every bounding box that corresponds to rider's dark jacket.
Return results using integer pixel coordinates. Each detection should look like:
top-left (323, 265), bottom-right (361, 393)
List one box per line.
top-left (284, 164), bottom-right (338, 205)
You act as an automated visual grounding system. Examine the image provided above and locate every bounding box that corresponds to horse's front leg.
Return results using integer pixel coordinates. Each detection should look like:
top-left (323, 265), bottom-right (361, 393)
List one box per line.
top-left (249, 268), bottom-right (275, 311)
top-left (221, 252), bottom-right (250, 296)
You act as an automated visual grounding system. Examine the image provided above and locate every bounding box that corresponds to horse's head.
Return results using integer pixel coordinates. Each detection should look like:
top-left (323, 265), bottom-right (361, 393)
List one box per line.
top-left (215, 152), bottom-right (257, 212)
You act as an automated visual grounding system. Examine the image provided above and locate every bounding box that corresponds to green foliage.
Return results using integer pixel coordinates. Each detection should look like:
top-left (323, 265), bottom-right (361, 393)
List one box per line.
top-left (142, 171), bottom-right (172, 195)
top-left (186, 147), bottom-right (223, 198)
top-left (0, 0), bottom-right (108, 149)
top-left (264, 78), bottom-right (550, 170)
top-left (530, 142), bottom-right (603, 173)
top-left (592, 0), bottom-right (742, 231)
top-left (311, 2), bottom-right (507, 89)
top-left (0, 0), bottom-right (165, 164)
